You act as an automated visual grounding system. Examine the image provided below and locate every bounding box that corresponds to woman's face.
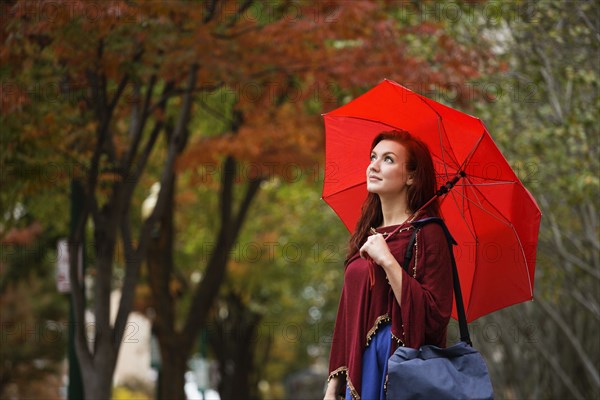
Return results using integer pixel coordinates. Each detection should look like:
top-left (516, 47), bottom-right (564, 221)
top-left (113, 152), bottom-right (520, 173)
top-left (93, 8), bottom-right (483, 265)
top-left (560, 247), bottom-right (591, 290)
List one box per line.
top-left (366, 140), bottom-right (413, 197)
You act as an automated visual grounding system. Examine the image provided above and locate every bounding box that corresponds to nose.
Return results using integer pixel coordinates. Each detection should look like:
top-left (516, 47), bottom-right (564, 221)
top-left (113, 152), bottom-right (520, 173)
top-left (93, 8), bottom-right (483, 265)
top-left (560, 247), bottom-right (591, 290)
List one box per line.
top-left (368, 158), bottom-right (380, 173)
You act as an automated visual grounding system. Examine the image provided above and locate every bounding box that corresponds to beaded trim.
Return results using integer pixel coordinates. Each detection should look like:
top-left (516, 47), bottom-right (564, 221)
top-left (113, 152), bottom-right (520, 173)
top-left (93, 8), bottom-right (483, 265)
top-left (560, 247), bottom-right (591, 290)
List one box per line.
top-left (412, 229), bottom-right (419, 278)
top-left (327, 367), bottom-right (360, 400)
top-left (391, 331), bottom-right (405, 347)
top-left (328, 366), bottom-right (347, 382)
top-left (327, 368), bottom-right (359, 399)
top-left (384, 373), bottom-right (389, 394)
top-left (366, 314), bottom-right (391, 346)
top-left (389, 225), bottom-right (414, 237)
top-left (331, 317), bottom-right (404, 399)
top-left (348, 379), bottom-right (359, 400)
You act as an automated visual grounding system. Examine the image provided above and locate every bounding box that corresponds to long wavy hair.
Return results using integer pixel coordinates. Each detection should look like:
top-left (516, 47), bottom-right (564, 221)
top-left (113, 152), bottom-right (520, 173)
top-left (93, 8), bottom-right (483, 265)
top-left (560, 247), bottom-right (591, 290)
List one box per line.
top-left (346, 129), bottom-right (440, 262)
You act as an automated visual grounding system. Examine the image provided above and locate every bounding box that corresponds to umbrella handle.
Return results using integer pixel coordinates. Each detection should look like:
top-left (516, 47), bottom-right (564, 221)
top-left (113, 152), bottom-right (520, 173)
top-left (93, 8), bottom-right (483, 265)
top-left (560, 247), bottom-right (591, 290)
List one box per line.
top-left (367, 171), bottom-right (466, 289)
top-left (382, 171), bottom-right (466, 243)
top-left (436, 171), bottom-right (466, 196)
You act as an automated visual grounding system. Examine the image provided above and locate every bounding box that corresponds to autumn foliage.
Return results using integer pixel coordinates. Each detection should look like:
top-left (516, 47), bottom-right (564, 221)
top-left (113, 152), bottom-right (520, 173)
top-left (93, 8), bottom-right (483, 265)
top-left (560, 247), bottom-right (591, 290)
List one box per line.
top-left (1, 0), bottom-right (493, 398)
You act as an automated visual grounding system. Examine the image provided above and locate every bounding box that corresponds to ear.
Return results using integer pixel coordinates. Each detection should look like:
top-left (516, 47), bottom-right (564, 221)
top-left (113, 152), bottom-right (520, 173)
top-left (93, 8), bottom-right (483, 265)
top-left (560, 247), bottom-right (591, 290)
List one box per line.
top-left (406, 174), bottom-right (414, 186)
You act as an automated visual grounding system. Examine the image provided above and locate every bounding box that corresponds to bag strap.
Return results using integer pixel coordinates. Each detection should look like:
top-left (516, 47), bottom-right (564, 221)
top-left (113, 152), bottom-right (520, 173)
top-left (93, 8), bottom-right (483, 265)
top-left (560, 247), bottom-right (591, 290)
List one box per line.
top-left (402, 217), bottom-right (472, 346)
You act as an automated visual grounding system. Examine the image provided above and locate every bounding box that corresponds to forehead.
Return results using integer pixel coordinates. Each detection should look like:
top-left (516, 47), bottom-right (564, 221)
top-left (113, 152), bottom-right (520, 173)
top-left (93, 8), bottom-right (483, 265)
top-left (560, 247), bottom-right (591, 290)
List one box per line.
top-left (372, 139), bottom-right (406, 156)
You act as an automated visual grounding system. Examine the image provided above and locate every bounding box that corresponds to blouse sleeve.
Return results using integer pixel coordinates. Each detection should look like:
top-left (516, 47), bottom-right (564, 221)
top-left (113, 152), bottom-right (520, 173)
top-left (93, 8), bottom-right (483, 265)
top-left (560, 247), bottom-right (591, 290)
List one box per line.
top-left (328, 285), bottom-right (349, 380)
top-left (399, 222), bottom-right (453, 348)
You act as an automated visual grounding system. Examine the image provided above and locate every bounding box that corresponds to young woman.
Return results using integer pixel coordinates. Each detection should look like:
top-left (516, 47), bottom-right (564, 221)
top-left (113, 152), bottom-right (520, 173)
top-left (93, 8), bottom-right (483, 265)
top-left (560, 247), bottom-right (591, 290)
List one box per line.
top-left (324, 130), bottom-right (453, 400)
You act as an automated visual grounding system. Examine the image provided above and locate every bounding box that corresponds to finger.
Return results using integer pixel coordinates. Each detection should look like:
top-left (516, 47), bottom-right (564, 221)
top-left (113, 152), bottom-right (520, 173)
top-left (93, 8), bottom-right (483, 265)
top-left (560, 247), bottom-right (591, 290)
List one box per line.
top-left (359, 243), bottom-right (370, 259)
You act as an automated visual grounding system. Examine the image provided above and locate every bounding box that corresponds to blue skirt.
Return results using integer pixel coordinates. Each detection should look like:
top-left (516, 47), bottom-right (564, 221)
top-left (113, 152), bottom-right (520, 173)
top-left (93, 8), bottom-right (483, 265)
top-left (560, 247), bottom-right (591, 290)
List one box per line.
top-left (346, 322), bottom-right (392, 400)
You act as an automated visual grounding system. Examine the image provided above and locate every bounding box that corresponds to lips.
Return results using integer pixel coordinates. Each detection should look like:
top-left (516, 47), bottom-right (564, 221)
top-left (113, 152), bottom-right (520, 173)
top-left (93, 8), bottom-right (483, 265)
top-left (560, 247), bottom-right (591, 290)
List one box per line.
top-left (368, 175), bottom-right (382, 181)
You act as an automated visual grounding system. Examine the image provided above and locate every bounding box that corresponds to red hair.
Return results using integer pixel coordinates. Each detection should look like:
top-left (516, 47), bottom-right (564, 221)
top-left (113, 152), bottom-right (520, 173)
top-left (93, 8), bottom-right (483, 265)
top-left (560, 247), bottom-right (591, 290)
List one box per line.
top-left (346, 130), bottom-right (439, 261)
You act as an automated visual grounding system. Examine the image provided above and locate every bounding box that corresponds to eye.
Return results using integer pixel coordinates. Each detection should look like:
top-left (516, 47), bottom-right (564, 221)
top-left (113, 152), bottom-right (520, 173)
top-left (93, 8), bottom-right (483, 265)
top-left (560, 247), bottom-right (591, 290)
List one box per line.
top-left (384, 156), bottom-right (394, 163)
top-left (370, 154), bottom-right (377, 162)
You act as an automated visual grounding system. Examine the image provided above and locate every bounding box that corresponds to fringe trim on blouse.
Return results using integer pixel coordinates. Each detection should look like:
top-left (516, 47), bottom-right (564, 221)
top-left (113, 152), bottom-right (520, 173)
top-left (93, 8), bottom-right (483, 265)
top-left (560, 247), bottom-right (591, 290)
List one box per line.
top-left (348, 378), bottom-right (359, 400)
top-left (391, 331), bottom-right (405, 347)
top-left (328, 366), bottom-right (347, 382)
top-left (412, 229), bottom-right (419, 278)
top-left (365, 314), bottom-right (391, 347)
top-left (327, 367), bottom-right (360, 400)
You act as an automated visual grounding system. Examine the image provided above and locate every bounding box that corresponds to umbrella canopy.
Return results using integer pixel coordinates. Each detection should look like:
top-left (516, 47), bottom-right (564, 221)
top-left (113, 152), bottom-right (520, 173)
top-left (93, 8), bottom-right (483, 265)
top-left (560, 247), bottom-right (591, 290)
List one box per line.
top-left (322, 79), bottom-right (541, 322)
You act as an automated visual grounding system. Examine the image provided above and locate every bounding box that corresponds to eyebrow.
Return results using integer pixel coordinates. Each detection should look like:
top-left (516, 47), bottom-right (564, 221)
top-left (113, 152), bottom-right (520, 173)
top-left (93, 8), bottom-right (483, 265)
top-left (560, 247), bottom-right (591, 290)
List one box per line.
top-left (371, 150), bottom-right (397, 157)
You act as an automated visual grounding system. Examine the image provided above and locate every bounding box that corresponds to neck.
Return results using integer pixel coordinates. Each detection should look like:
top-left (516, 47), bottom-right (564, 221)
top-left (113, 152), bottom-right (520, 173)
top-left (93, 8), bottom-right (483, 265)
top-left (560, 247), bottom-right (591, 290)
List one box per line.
top-left (379, 193), bottom-right (412, 227)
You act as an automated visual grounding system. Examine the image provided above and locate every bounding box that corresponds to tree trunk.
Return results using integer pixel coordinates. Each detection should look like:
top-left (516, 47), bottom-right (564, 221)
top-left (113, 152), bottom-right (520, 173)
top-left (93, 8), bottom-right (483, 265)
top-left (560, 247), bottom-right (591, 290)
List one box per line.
top-left (80, 349), bottom-right (117, 400)
top-left (146, 155), bottom-right (263, 398)
top-left (211, 292), bottom-right (263, 400)
top-left (158, 340), bottom-right (188, 400)
top-left (147, 173), bottom-right (189, 399)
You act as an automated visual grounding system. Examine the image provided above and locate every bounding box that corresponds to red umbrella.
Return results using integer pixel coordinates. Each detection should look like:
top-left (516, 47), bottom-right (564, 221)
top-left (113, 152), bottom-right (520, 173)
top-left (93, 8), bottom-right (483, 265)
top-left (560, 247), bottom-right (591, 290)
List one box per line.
top-left (322, 79), bottom-right (541, 322)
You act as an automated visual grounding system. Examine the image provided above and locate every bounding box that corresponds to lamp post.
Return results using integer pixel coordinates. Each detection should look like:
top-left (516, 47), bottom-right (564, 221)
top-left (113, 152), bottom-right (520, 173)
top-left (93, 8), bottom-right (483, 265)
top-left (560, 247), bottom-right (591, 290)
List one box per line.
top-left (57, 180), bottom-right (84, 400)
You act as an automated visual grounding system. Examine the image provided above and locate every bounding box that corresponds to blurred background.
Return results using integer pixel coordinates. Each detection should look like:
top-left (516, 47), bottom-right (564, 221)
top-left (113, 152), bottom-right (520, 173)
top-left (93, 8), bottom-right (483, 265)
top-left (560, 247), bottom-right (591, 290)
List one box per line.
top-left (0, 1), bottom-right (598, 399)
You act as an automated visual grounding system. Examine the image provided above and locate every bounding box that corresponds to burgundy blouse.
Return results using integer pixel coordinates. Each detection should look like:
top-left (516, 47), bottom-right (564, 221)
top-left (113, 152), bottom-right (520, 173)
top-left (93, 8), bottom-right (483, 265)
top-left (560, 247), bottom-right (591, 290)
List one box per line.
top-left (328, 219), bottom-right (453, 399)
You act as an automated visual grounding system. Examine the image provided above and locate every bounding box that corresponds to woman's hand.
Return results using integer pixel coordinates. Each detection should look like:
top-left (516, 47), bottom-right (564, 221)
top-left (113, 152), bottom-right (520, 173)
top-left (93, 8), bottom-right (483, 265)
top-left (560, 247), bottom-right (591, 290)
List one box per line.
top-left (323, 376), bottom-right (343, 400)
top-left (359, 233), bottom-right (397, 270)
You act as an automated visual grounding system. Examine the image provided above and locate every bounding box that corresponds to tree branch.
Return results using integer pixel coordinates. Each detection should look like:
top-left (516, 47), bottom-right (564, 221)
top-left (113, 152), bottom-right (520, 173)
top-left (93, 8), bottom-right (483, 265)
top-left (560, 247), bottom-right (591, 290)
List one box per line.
top-left (546, 205), bottom-right (600, 280)
top-left (533, 45), bottom-right (564, 123)
top-left (107, 47), bottom-right (143, 114)
top-left (124, 74), bottom-right (156, 172)
top-left (223, 0), bottom-right (254, 28)
top-left (107, 74), bottom-right (130, 116)
top-left (182, 156), bottom-right (236, 343)
top-left (203, 0), bottom-right (218, 23)
top-left (121, 81), bottom-right (173, 208)
top-left (537, 299), bottom-right (600, 388)
top-left (220, 156), bottom-right (236, 230)
top-left (172, 64), bottom-right (198, 153)
top-left (183, 160), bottom-right (263, 348)
top-left (115, 65), bottom-right (198, 338)
top-left (577, 4), bottom-right (600, 43)
top-left (68, 188), bottom-right (92, 366)
top-left (124, 75), bottom-right (160, 174)
top-left (231, 177), bottom-right (263, 236)
top-left (147, 83), bottom-right (178, 115)
top-left (198, 97), bottom-right (234, 125)
top-left (570, 289), bottom-right (600, 321)
top-left (530, 336), bottom-right (586, 400)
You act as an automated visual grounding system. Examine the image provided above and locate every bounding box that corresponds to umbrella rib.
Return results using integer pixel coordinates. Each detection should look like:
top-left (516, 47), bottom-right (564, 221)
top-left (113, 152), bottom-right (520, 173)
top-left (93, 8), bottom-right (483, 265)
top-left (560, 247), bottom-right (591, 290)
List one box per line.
top-left (445, 183), bottom-right (477, 241)
top-left (415, 95), bottom-right (461, 175)
top-left (436, 117), bottom-right (452, 180)
top-left (456, 181), bottom-right (518, 187)
top-left (512, 222), bottom-right (534, 297)
top-left (445, 181), bottom-right (521, 319)
top-left (444, 182), bottom-right (478, 318)
top-left (466, 182), bottom-right (534, 297)
top-left (462, 183), bottom-right (486, 212)
top-left (435, 171), bottom-right (518, 186)
top-left (459, 180), bottom-right (480, 319)
top-left (458, 131), bottom-right (486, 173)
top-left (321, 181), bottom-right (365, 200)
top-left (448, 181), bottom-right (534, 297)
top-left (457, 171), bottom-right (520, 185)
top-left (330, 116), bottom-right (404, 131)
top-left (449, 182), bottom-right (512, 227)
